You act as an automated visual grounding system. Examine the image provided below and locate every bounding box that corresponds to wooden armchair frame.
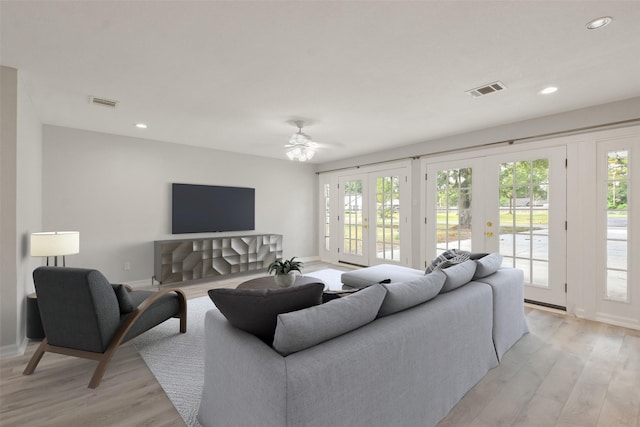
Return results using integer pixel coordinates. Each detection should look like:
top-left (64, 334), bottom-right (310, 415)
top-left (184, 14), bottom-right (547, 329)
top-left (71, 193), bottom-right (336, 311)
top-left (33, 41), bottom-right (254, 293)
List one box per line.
top-left (23, 288), bottom-right (187, 389)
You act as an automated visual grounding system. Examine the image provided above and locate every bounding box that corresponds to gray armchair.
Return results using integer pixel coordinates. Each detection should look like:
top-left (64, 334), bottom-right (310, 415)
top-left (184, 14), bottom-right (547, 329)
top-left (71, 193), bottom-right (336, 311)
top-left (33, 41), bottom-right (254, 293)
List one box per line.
top-left (23, 267), bottom-right (187, 388)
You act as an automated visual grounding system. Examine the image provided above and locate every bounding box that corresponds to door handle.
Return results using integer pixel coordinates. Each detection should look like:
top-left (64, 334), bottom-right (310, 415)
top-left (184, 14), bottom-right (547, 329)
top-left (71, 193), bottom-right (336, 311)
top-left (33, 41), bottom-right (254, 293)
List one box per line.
top-left (486, 231), bottom-right (493, 237)
top-left (486, 221), bottom-right (493, 227)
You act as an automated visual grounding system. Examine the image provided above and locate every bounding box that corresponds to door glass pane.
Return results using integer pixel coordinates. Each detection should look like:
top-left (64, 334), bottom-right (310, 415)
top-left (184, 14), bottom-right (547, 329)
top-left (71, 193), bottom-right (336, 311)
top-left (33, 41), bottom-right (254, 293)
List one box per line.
top-left (343, 180), bottom-right (363, 256)
top-left (436, 168), bottom-right (472, 255)
top-left (375, 176), bottom-right (400, 261)
top-left (323, 183), bottom-right (330, 252)
top-left (605, 150), bottom-right (628, 301)
top-left (499, 159), bottom-right (550, 287)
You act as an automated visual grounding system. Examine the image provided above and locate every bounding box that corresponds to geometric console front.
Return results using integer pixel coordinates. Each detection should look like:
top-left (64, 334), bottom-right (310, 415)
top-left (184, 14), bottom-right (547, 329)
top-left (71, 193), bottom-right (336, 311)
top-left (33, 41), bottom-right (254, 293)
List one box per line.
top-left (154, 234), bottom-right (283, 284)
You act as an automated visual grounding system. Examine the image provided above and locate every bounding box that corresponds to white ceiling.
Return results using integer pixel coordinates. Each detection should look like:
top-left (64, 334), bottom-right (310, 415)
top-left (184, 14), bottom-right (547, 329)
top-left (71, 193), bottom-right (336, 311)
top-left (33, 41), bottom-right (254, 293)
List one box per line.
top-left (2, 1), bottom-right (640, 163)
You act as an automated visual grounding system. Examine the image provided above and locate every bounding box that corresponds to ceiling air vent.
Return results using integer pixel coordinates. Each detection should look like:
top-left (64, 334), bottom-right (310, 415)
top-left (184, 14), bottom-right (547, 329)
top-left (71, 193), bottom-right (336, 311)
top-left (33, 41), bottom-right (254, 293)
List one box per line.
top-left (465, 81), bottom-right (507, 98)
top-left (89, 96), bottom-right (119, 108)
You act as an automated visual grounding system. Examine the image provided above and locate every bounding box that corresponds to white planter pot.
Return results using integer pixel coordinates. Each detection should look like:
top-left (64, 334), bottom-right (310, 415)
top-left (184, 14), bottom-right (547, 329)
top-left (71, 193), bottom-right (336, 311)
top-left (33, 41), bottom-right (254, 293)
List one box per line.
top-left (274, 273), bottom-right (296, 288)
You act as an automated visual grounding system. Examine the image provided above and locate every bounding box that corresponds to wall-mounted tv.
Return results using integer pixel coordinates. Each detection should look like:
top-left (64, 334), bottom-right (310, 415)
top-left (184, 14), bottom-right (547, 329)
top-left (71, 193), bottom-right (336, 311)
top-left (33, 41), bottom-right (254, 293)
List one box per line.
top-left (172, 183), bottom-right (255, 234)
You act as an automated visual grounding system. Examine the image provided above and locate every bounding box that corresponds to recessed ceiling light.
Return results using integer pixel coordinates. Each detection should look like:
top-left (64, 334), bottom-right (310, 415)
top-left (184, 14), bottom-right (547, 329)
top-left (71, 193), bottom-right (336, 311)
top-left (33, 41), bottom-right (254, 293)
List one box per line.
top-left (135, 123), bottom-right (148, 129)
top-left (539, 86), bottom-right (558, 95)
top-left (586, 16), bottom-right (613, 30)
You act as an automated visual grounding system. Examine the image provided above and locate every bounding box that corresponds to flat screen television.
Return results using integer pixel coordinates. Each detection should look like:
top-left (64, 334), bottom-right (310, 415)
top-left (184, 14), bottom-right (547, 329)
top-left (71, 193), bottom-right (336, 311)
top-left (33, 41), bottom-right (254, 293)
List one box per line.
top-left (172, 183), bottom-right (255, 234)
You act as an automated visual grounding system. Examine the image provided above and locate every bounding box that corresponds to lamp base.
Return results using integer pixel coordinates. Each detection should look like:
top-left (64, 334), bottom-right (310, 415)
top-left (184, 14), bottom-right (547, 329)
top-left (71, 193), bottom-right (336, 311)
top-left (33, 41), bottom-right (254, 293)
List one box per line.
top-left (45, 256), bottom-right (66, 267)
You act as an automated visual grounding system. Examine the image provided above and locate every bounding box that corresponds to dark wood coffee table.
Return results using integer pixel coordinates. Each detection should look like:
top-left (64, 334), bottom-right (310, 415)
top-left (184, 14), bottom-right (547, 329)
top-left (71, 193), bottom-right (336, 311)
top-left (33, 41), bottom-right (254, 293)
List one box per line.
top-left (237, 275), bottom-right (325, 290)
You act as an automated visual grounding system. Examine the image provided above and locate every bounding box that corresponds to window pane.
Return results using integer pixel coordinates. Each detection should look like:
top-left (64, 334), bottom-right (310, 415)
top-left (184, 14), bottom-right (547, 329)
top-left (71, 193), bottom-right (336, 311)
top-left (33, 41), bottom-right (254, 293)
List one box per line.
top-left (605, 150), bottom-right (629, 301)
top-left (436, 167), bottom-right (472, 254)
top-left (323, 183), bottom-right (330, 252)
top-left (499, 159), bottom-right (550, 288)
top-left (376, 176), bottom-right (400, 261)
top-left (343, 180), bottom-right (363, 256)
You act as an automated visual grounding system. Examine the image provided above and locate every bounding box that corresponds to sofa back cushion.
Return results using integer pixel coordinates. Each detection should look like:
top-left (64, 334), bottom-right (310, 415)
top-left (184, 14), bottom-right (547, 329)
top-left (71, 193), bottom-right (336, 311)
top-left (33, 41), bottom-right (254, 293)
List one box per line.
top-left (440, 260), bottom-right (477, 293)
top-left (473, 252), bottom-right (504, 279)
top-left (377, 271), bottom-right (446, 317)
top-left (208, 282), bottom-right (324, 344)
top-left (272, 284), bottom-right (387, 356)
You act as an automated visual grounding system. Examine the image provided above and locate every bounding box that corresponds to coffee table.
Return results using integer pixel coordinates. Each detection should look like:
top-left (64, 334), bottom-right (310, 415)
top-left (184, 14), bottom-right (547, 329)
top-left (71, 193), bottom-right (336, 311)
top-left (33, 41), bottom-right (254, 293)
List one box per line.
top-left (237, 275), bottom-right (325, 290)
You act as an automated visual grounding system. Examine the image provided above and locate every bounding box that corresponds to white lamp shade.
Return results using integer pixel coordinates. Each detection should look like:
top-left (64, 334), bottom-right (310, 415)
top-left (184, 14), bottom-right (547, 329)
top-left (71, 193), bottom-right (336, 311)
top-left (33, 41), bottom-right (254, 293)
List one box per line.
top-left (30, 231), bottom-right (80, 257)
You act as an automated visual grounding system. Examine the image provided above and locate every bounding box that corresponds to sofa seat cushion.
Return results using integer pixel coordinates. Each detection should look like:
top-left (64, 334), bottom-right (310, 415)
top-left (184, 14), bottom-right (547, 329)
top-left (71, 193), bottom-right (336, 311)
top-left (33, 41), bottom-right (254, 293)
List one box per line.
top-left (208, 282), bottom-right (324, 344)
top-left (272, 284), bottom-right (387, 356)
top-left (341, 264), bottom-right (423, 289)
top-left (377, 270), bottom-right (446, 317)
top-left (440, 260), bottom-right (477, 293)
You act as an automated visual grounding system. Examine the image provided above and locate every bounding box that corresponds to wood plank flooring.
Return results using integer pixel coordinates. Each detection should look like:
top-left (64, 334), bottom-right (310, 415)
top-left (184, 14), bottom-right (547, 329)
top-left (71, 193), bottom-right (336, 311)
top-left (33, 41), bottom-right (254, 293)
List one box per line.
top-left (2, 262), bottom-right (639, 426)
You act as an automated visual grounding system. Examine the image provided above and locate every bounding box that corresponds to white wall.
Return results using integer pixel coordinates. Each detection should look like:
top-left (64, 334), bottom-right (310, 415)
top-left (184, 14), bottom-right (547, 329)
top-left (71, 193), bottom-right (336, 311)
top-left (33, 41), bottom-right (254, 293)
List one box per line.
top-left (0, 66), bottom-right (42, 357)
top-left (317, 96), bottom-right (640, 174)
top-left (42, 126), bottom-right (318, 283)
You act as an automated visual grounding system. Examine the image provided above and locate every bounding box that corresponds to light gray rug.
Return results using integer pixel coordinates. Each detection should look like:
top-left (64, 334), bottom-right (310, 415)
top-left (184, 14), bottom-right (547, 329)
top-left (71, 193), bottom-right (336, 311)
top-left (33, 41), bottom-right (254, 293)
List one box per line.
top-left (132, 268), bottom-right (344, 426)
top-left (132, 296), bottom-right (213, 427)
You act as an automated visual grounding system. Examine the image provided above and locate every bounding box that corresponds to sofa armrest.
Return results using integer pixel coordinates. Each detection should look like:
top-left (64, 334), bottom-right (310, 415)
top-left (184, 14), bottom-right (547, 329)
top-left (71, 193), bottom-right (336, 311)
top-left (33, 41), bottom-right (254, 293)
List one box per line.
top-left (198, 309), bottom-right (287, 427)
top-left (474, 268), bottom-right (528, 360)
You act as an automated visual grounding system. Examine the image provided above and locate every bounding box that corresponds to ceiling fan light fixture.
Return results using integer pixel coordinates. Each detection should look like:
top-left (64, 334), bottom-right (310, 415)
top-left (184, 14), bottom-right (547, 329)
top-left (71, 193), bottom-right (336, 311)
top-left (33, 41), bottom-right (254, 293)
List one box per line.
top-left (284, 120), bottom-right (317, 162)
top-left (286, 145), bottom-right (315, 162)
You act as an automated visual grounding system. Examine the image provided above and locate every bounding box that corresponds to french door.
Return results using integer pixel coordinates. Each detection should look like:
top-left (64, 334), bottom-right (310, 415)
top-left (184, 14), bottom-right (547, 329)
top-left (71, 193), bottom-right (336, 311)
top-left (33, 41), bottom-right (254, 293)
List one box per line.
top-left (338, 167), bottom-right (409, 267)
top-left (425, 146), bottom-right (567, 308)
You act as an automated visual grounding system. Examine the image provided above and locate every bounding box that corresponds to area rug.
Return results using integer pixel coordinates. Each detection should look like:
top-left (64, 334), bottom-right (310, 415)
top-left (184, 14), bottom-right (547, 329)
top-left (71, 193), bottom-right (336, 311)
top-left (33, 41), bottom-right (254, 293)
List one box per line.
top-left (131, 268), bottom-right (345, 426)
top-left (132, 296), bottom-right (213, 427)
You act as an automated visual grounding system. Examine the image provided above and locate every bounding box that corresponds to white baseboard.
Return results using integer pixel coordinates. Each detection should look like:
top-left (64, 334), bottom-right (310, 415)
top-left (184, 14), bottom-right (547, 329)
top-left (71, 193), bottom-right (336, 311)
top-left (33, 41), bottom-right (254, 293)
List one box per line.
top-left (0, 337), bottom-right (27, 359)
top-left (595, 312), bottom-right (640, 330)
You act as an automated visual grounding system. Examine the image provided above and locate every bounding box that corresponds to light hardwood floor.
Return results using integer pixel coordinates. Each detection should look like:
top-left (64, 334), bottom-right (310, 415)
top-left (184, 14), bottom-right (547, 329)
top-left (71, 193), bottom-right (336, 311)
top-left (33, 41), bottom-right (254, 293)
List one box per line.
top-left (2, 262), bottom-right (639, 427)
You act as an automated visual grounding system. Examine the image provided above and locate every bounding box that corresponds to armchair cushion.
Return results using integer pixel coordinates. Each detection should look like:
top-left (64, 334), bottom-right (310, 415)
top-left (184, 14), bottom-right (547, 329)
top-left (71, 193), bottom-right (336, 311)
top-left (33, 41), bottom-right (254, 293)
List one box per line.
top-left (111, 284), bottom-right (136, 313)
top-left (122, 291), bottom-right (182, 341)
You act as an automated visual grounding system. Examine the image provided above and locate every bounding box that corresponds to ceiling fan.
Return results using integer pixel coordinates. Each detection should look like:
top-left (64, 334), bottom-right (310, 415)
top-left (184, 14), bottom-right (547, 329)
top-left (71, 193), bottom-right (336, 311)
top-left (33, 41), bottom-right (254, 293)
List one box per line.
top-left (284, 120), bottom-right (318, 162)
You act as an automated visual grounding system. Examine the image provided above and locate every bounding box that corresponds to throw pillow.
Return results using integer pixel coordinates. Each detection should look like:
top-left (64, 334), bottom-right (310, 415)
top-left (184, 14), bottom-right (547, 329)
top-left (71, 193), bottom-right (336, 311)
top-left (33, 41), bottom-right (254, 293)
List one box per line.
top-left (473, 252), bottom-right (504, 279)
top-left (208, 282), bottom-right (324, 344)
top-left (377, 270), bottom-right (446, 317)
top-left (439, 260), bottom-right (477, 293)
top-left (272, 284), bottom-right (387, 356)
top-left (469, 252), bottom-right (489, 260)
top-left (425, 249), bottom-right (471, 274)
top-left (111, 284), bottom-right (136, 313)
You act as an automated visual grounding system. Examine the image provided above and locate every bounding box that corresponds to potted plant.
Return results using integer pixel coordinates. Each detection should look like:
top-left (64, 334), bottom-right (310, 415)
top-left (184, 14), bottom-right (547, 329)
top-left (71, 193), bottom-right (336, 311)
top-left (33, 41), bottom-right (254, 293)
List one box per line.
top-left (268, 256), bottom-right (303, 288)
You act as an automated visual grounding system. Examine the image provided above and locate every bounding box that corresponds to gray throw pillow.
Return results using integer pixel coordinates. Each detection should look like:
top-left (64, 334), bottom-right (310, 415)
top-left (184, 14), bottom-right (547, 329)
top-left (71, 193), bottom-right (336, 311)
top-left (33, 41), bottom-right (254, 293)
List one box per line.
top-left (473, 252), bottom-right (504, 279)
top-left (272, 284), bottom-right (387, 356)
top-left (208, 282), bottom-right (324, 344)
top-left (425, 249), bottom-right (471, 274)
top-left (439, 260), bottom-right (477, 293)
top-left (112, 284), bottom-right (136, 313)
top-left (377, 270), bottom-right (446, 317)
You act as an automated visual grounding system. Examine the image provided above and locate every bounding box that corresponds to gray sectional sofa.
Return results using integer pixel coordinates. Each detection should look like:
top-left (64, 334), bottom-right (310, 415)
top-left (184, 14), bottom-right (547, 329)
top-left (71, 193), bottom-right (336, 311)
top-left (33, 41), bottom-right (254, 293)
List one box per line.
top-left (198, 257), bottom-right (528, 427)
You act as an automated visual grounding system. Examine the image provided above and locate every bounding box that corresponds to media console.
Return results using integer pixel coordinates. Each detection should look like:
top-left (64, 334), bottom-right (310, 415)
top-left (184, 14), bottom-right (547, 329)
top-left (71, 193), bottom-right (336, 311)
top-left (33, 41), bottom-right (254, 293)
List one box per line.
top-left (154, 234), bottom-right (283, 284)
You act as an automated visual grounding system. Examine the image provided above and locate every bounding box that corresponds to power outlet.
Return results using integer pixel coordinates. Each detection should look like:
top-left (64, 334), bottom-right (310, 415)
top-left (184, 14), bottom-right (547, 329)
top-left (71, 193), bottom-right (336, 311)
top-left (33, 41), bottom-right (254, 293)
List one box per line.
top-left (123, 261), bottom-right (131, 271)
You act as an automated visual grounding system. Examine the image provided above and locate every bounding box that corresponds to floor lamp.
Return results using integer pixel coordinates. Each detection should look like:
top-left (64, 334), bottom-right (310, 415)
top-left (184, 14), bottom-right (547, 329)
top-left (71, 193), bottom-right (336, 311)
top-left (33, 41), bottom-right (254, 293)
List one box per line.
top-left (30, 231), bottom-right (80, 266)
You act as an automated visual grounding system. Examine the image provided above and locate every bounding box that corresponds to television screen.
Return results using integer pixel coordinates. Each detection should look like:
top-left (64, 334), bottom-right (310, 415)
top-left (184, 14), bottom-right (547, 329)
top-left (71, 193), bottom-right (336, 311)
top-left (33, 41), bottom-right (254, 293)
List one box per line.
top-left (172, 183), bottom-right (255, 234)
